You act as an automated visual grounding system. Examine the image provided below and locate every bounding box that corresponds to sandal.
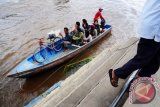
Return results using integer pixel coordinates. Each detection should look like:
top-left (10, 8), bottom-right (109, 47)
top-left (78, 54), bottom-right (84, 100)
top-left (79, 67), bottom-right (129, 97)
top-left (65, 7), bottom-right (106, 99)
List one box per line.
top-left (109, 69), bottom-right (118, 87)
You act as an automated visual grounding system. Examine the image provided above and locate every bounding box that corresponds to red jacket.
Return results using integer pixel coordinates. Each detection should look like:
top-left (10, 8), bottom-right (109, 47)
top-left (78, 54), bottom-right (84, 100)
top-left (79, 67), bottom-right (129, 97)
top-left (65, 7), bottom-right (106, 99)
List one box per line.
top-left (94, 11), bottom-right (104, 21)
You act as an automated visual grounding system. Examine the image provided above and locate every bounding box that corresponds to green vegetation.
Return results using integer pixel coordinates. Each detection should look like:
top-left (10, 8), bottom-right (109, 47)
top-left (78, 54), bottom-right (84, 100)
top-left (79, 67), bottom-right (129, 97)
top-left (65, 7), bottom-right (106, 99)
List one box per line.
top-left (64, 57), bottom-right (94, 75)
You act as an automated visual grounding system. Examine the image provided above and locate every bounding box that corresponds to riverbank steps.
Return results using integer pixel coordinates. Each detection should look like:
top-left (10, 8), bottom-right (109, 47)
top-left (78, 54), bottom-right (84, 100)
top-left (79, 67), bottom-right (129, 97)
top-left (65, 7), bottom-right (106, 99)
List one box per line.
top-left (33, 37), bottom-right (159, 107)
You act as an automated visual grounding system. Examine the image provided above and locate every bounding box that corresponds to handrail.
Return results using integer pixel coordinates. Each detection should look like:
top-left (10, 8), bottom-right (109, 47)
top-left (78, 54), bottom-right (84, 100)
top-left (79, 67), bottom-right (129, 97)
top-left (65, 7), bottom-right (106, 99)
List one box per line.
top-left (109, 70), bottom-right (140, 107)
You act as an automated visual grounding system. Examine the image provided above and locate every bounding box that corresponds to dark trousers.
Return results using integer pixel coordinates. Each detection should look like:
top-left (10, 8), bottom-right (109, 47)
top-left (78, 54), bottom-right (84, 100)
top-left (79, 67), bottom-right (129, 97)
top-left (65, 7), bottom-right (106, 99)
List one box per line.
top-left (115, 38), bottom-right (160, 79)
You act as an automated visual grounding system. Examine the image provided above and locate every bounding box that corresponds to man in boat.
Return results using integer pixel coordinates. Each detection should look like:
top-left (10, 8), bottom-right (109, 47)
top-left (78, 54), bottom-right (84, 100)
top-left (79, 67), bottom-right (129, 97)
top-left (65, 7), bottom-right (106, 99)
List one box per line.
top-left (109, 0), bottom-right (160, 87)
top-left (59, 27), bottom-right (72, 48)
top-left (59, 27), bottom-right (72, 42)
top-left (94, 8), bottom-right (106, 33)
top-left (72, 22), bottom-right (84, 45)
top-left (94, 8), bottom-right (105, 23)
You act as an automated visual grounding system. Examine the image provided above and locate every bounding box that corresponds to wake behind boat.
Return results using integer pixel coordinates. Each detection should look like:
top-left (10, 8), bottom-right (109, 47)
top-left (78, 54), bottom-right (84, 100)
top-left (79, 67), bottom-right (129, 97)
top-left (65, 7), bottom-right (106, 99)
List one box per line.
top-left (7, 24), bottom-right (112, 78)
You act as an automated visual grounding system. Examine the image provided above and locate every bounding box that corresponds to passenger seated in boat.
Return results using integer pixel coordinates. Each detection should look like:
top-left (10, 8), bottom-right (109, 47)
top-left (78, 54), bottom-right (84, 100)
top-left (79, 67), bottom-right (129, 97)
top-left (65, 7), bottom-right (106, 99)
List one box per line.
top-left (89, 25), bottom-right (97, 38)
top-left (100, 19), bottom-right (106, 33)
top-left (82, 19), bottom-right (90, 31)
top-left (83, 30), bottom-right (93, 43)
top-left (93, 20), bottom-right (100, 35)
top-left (72, 21), bottom-right (84, 33)
top-left (72, 22), bottom-right (84, 45)
top-left (59, 27), bottom-right (72, 42)
top-left (59, 27), bottom-right (72, 48)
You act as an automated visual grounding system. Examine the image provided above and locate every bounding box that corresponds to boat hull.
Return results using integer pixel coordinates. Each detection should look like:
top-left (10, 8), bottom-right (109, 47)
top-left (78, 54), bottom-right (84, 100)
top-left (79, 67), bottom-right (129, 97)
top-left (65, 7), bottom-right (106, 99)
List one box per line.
top-left (7, 25), bottom-right (112, 78)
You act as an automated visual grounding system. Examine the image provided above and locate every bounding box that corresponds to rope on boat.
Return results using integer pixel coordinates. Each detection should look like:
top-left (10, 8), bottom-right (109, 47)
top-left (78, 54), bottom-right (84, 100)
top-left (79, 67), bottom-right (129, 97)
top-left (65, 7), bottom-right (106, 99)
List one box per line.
top-left (116, 40), bottom-right (138, 51)
top-left (19, 80), bottom-right (23, 90)
top-left (112, 25), bottom-right (127, 40)
top-left (33, 46), bottom-right (48, 63)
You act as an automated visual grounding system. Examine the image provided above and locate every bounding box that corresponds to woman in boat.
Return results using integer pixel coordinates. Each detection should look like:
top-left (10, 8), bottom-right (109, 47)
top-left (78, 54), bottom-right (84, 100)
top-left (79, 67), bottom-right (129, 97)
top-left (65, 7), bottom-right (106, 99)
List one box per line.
top-left (89, 25), bottom-right (97, 38)
top-left (93, 20), bottom-right (100, 35)
top-left (82, 19), bottom-right (90, 31)
top-left (83, 30), bottom-right (93, 43)
top-left (72, 22), bottom-right (84, 45)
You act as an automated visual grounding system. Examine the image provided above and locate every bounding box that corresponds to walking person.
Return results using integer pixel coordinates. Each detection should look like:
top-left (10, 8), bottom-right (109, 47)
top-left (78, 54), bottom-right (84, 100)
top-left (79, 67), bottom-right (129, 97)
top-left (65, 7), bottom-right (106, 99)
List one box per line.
top-left (109, 0), bottom-right (160, 87)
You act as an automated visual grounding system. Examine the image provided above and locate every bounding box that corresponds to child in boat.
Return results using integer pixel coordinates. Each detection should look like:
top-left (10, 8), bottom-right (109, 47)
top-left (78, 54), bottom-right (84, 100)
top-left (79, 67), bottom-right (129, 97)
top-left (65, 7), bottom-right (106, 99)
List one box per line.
top-left (72, 22), bottom-right (84, 45)
top-left (83, 30), bottom-right (93, 43)
top-left (82, 19), bottom-right (90, 31)
top-left (89, 25), bottom-right (97, 38)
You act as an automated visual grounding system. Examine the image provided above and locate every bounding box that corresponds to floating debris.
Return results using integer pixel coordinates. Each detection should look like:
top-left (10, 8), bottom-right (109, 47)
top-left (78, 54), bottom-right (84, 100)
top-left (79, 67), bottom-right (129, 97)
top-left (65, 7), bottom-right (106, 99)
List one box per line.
top-left (64, 57), bottom-right (94, 74)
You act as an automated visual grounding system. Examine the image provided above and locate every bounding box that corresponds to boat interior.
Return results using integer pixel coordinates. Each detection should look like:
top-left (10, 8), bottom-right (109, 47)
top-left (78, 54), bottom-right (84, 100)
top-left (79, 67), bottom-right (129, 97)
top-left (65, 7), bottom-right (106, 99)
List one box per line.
top-left (28, 25), bottom-right (111, 64)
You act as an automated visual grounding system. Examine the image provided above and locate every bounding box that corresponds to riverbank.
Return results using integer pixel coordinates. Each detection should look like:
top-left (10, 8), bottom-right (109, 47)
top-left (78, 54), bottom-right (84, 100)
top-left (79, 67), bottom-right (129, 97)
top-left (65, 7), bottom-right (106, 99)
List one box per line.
top-left (30, 37), bottom-right (139, 107)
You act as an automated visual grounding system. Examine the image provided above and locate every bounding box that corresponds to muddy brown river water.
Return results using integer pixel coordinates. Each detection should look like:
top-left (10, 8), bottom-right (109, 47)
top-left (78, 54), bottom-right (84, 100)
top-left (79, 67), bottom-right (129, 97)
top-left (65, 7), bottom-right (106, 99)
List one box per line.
top-left (0, 0), bottom-right (145, 107)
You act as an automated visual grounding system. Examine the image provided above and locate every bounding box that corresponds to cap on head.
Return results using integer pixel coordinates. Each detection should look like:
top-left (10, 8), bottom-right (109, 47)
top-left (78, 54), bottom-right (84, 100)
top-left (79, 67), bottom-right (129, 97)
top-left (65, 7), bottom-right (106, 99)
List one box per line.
top-left (99, 8), bottom-right (103, 11)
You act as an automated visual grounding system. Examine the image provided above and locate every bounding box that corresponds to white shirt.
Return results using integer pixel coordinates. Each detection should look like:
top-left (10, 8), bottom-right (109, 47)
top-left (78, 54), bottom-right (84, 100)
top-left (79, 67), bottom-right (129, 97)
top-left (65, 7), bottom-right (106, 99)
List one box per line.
top-left (83, 35), bottom-right (93, 42)
top-left (138, 0), bottom-right (160, 42)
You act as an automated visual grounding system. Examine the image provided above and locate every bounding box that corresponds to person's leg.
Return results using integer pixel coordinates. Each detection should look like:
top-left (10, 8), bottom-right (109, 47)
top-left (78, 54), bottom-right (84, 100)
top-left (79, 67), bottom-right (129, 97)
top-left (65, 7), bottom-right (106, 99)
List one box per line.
top-left (114, 38), bottom-right (160, 79)
top-left (138, 49), bottom-right (160, 77)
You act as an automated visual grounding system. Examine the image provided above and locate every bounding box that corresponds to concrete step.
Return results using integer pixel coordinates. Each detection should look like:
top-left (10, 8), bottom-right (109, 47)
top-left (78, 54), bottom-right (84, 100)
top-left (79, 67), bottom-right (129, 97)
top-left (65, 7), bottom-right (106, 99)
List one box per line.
top-left (76, 39), bottom-right (138, 107)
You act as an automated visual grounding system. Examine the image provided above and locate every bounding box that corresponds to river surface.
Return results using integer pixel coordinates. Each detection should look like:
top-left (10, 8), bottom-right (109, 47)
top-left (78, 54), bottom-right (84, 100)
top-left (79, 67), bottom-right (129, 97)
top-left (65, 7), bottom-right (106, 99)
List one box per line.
top-left (0, 0), bottom-right (145, 107)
